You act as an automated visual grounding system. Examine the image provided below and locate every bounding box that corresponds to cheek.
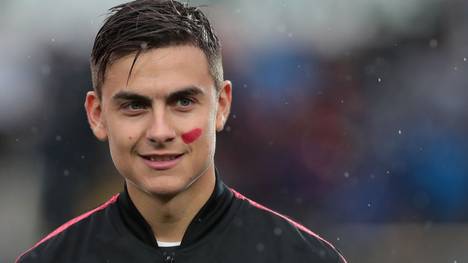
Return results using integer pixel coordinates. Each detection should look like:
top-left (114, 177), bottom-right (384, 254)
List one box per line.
top-left (107, 120), bottom-right (141, 152)
top-left (182, 128), bottom-right (203, 144)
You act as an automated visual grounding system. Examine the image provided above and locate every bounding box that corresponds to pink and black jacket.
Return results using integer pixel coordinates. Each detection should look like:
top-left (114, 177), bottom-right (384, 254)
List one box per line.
top-left (17, 173), bottom-right (347, 263)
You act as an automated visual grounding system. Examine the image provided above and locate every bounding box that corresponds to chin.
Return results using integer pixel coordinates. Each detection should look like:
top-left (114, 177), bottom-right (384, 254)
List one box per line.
top-left (140, 175), bottom-right (193, 197)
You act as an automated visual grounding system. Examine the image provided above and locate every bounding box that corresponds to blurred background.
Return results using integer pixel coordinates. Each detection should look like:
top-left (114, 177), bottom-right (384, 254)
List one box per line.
top-left (1, 0), bottom-right (467, 262)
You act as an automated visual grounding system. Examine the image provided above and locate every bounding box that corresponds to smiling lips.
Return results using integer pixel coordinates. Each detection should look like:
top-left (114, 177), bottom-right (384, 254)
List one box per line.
top-left (140, 128), bottom-right (202, 170)
top-left (140, 153), bottom-right (184, 170)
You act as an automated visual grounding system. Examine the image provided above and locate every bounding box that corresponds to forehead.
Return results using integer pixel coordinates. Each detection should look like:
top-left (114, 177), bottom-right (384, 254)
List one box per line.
top-left (101, 45), bottom-right (214, 98)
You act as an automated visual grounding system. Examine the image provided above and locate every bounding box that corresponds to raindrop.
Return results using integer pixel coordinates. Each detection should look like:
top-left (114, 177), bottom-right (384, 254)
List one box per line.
top-left (232, 114), bottom-right (237, 119)
top-left (55, 135), bottom-right (62, 141)
top-left (273, 227), bottom-right (282, 236)
top-left (256, 242), bottom-right (265, 252)
top-left (424, 221), bottom-right (433, 230)
top-left (295, 197), bottom-right (303, 204)
top-left (81, 155), bottom-right (86, 159)
top-left (344, 172), bottom-right (350, 178)
top-left (63, 170), bottom-right (70, 176)
top-left (367, 202), bottom-right (372, 208)
top-left (225, 126), bottom-right (231, 132)
top-left (276, 24), bottom-right (286, 33)
top-left (233, 217), bottom-right (243, 227)
top-left (429, 39), bottom-right (438, 48)
top-left (15, 138), bottom-right (20, 142)
top-left (412, 192), bottom-right (430, 209)
top-left (41, 65), bottom-right (51, 75)
top-left (51, 38), bottom-right (56, 42)
top-left (464, 58), bottom-right (467, 62)
top-left (242, 84), bottom-right (248, 88)
top-left (377, 77), bottom-right (382, 83)
top-left (398, 129), bottom-right (402, 135)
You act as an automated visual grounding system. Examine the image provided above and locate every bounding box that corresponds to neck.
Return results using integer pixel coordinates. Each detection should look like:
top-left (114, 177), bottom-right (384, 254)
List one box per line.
top-left (126, 167), bottom-right (216, 243)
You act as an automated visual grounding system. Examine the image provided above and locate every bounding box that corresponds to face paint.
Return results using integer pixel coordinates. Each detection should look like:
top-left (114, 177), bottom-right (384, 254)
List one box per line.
top-left (182, 128), bottom-right (202, 144)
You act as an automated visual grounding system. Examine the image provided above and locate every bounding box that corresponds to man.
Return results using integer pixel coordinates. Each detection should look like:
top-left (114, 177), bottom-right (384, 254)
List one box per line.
top-left (17, 0), bottom-right (347, 262)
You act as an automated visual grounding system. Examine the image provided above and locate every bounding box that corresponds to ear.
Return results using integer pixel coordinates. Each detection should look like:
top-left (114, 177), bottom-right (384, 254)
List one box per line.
top-left (215, 80), bottom-right (232, 132)
top-left (84, 91), bottom-right (108, 141)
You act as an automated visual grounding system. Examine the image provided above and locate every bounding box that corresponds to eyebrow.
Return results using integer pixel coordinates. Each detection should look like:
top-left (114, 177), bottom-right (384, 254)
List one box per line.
top-left (112, 91), bottom-right (152, 104)
top-left (166, 86), bottom-right (204, 102)
top-left (111, 85), bottom-right (205, 103)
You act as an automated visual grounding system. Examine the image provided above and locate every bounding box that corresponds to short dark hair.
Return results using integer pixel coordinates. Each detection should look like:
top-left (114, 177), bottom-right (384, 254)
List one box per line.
top-left (90, 0), bottom-right (223, 98)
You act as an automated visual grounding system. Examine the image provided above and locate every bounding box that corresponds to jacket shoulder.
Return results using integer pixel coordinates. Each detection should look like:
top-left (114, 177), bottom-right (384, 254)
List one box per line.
top-left (16, 194), bottom-right (120, 263)
top-left (230, 189), bottom-right (347, 263)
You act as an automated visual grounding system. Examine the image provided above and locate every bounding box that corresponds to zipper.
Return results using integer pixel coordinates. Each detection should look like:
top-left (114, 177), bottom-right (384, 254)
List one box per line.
top-left (162, 251), bottom-right (176, 263)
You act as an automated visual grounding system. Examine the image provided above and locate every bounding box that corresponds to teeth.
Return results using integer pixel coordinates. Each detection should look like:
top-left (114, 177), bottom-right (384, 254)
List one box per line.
top-left (149, 155), bottom-right (177, 161)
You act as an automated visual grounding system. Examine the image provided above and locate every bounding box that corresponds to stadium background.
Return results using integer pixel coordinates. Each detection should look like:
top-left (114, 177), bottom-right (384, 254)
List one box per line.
top-left (1, 0), bottom-right (467, 262)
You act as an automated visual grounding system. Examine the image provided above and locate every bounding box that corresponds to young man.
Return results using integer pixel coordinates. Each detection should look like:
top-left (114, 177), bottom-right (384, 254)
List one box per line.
top-left (17, 1), bottom-right (346, 262)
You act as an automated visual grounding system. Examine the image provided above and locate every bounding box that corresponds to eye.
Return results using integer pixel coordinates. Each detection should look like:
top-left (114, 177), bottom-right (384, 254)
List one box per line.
top-left (127, 102), bottom-right (146, 110)
top-left (177, 98), bottom-right (192, 107)
top-left (177, 98), bottom-right (194, 107)
top-left (121, 101), bottom-right (148, 113)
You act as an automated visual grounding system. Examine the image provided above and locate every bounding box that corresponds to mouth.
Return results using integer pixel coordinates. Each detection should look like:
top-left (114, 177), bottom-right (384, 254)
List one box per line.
top-left (139, 153), bottom-right (185, 170)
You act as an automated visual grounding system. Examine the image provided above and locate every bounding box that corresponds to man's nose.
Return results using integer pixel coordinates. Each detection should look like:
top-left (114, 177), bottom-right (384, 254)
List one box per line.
top-left (146, 108), bottom-right (176, 144)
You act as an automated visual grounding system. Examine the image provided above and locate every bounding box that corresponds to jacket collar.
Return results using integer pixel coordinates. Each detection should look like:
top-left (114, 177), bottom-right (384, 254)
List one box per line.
top-left (117, 170), bottom-right (233, 248)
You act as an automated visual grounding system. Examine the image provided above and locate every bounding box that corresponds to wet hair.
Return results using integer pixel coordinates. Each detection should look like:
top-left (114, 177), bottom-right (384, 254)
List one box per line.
top-left (90, 0), bottom-right (222, 98)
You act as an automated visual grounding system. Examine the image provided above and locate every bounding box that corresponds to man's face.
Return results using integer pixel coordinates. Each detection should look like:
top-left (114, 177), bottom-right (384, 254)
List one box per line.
top-left (85, 45), bottom-right (231, 197)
